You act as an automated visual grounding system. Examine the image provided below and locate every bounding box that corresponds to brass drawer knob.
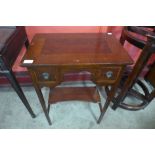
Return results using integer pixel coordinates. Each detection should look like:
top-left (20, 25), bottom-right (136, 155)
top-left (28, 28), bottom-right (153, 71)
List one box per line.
top-left (42, 72), bottom-right (50, 80)
top-left (105, 71), bottom-right (113, 78)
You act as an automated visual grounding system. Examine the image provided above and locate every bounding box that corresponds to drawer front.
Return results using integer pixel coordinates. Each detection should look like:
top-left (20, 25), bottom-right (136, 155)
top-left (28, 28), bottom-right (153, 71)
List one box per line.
top-left (32, 66), bottom-right (122, 85)
top-left (95, 67), bottom-right (121, 84)
top-left (34, 67), bottom-right (59, 83)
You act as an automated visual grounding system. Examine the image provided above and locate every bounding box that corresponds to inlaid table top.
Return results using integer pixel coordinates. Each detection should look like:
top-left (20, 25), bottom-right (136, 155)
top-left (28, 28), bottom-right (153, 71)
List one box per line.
top-left (22, 33), bottom-right (133, 67)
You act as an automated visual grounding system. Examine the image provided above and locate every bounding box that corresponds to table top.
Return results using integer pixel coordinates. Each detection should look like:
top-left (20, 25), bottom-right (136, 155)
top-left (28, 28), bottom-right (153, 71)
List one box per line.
top-left (22, 33), bottom-right (133, 67)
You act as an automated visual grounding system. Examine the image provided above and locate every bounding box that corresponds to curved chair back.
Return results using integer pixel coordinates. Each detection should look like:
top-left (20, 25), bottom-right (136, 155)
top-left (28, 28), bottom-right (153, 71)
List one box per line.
top-left (112, 26), bottom-right (155, 111)
top-left (120, 26), bottom-right (155, 48)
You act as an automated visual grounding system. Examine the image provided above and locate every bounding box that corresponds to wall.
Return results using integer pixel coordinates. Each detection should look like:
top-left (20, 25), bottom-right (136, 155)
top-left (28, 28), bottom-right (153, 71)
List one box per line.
top-left (25, 26), bottom-right (109, 41)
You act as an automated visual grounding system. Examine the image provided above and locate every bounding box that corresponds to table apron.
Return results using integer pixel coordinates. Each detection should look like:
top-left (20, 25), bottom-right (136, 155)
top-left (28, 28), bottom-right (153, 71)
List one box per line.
top-left (28, 65), bottom-right (123, 87)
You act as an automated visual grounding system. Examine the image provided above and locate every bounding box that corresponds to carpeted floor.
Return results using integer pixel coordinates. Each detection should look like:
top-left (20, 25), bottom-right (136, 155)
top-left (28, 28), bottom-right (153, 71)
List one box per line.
top-left (0, 81), bottom-right (155, 129)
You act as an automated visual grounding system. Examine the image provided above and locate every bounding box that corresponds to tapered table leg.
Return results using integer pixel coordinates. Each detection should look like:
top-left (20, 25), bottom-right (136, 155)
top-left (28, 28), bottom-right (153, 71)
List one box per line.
top-left (97, 67), bottom-right (125, 124)
top-left (29, 71), bottom-right (52, 125)
top-left (97, 98), bottom-right (111, 124)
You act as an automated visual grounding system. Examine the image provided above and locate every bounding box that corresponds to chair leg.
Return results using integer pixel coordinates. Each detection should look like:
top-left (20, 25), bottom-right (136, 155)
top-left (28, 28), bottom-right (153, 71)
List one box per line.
top-left (47, 104), bottom-right (50, 114)
top-left (25, 39), bottom-right (30, 49)
top-left (149, 90), bottom-right (155, 102)
top-left (5, 70), bottom-right (36, 118)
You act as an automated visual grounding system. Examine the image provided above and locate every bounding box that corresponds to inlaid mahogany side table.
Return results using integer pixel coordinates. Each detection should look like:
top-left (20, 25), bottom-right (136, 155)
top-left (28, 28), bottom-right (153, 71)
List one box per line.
top-left (21, 33), bottom-right (133, 125)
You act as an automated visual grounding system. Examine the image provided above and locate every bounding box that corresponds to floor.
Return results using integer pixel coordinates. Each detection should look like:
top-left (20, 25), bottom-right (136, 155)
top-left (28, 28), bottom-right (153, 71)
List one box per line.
top-left (0, 81), bottom-right (155, 129)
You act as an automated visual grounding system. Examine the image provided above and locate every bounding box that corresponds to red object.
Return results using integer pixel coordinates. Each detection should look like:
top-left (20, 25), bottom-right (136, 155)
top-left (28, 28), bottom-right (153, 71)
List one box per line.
top-left (1, 26), bottom-right (154, 86)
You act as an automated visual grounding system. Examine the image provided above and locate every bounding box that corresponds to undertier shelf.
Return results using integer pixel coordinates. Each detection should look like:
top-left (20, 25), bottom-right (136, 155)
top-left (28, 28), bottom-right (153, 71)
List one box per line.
top-left (48, 87), bottom-right (100, 104)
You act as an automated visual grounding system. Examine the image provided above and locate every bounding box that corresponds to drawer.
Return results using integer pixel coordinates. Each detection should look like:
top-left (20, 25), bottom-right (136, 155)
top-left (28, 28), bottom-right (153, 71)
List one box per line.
top-left (32, 66), bottom-right (122, 85)
top-left (96, 67), bottom-right (121, 83)
top-left (34, 67), bottom-right (58, 82)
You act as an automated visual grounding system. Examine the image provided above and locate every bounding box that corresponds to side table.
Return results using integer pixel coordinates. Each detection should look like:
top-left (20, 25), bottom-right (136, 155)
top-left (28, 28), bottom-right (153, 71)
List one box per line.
top-left (21, 33), bottom-right (133, 125)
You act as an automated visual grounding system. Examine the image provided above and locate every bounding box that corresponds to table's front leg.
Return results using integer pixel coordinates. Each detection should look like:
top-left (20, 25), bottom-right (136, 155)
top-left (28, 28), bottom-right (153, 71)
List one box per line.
top-left (96, 66), bottom-right (125, 124)
top-left (29, 70), bottom-right (52, 125)
top-left (97, 84), bottom-right (118, 124)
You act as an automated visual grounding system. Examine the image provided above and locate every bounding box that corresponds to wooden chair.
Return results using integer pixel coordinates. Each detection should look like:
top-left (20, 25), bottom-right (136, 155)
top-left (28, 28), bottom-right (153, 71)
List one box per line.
top-left (111, 26), bottom-right (155, 111)
top-left (145, 61), bottom-right (155, 102)
top-left (0, 26), bottom-right (35, 118)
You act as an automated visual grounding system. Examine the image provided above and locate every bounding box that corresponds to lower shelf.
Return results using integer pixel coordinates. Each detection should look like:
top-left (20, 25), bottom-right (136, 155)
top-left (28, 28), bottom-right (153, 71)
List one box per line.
top-left (48, 87), bottom-right (100, 104)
